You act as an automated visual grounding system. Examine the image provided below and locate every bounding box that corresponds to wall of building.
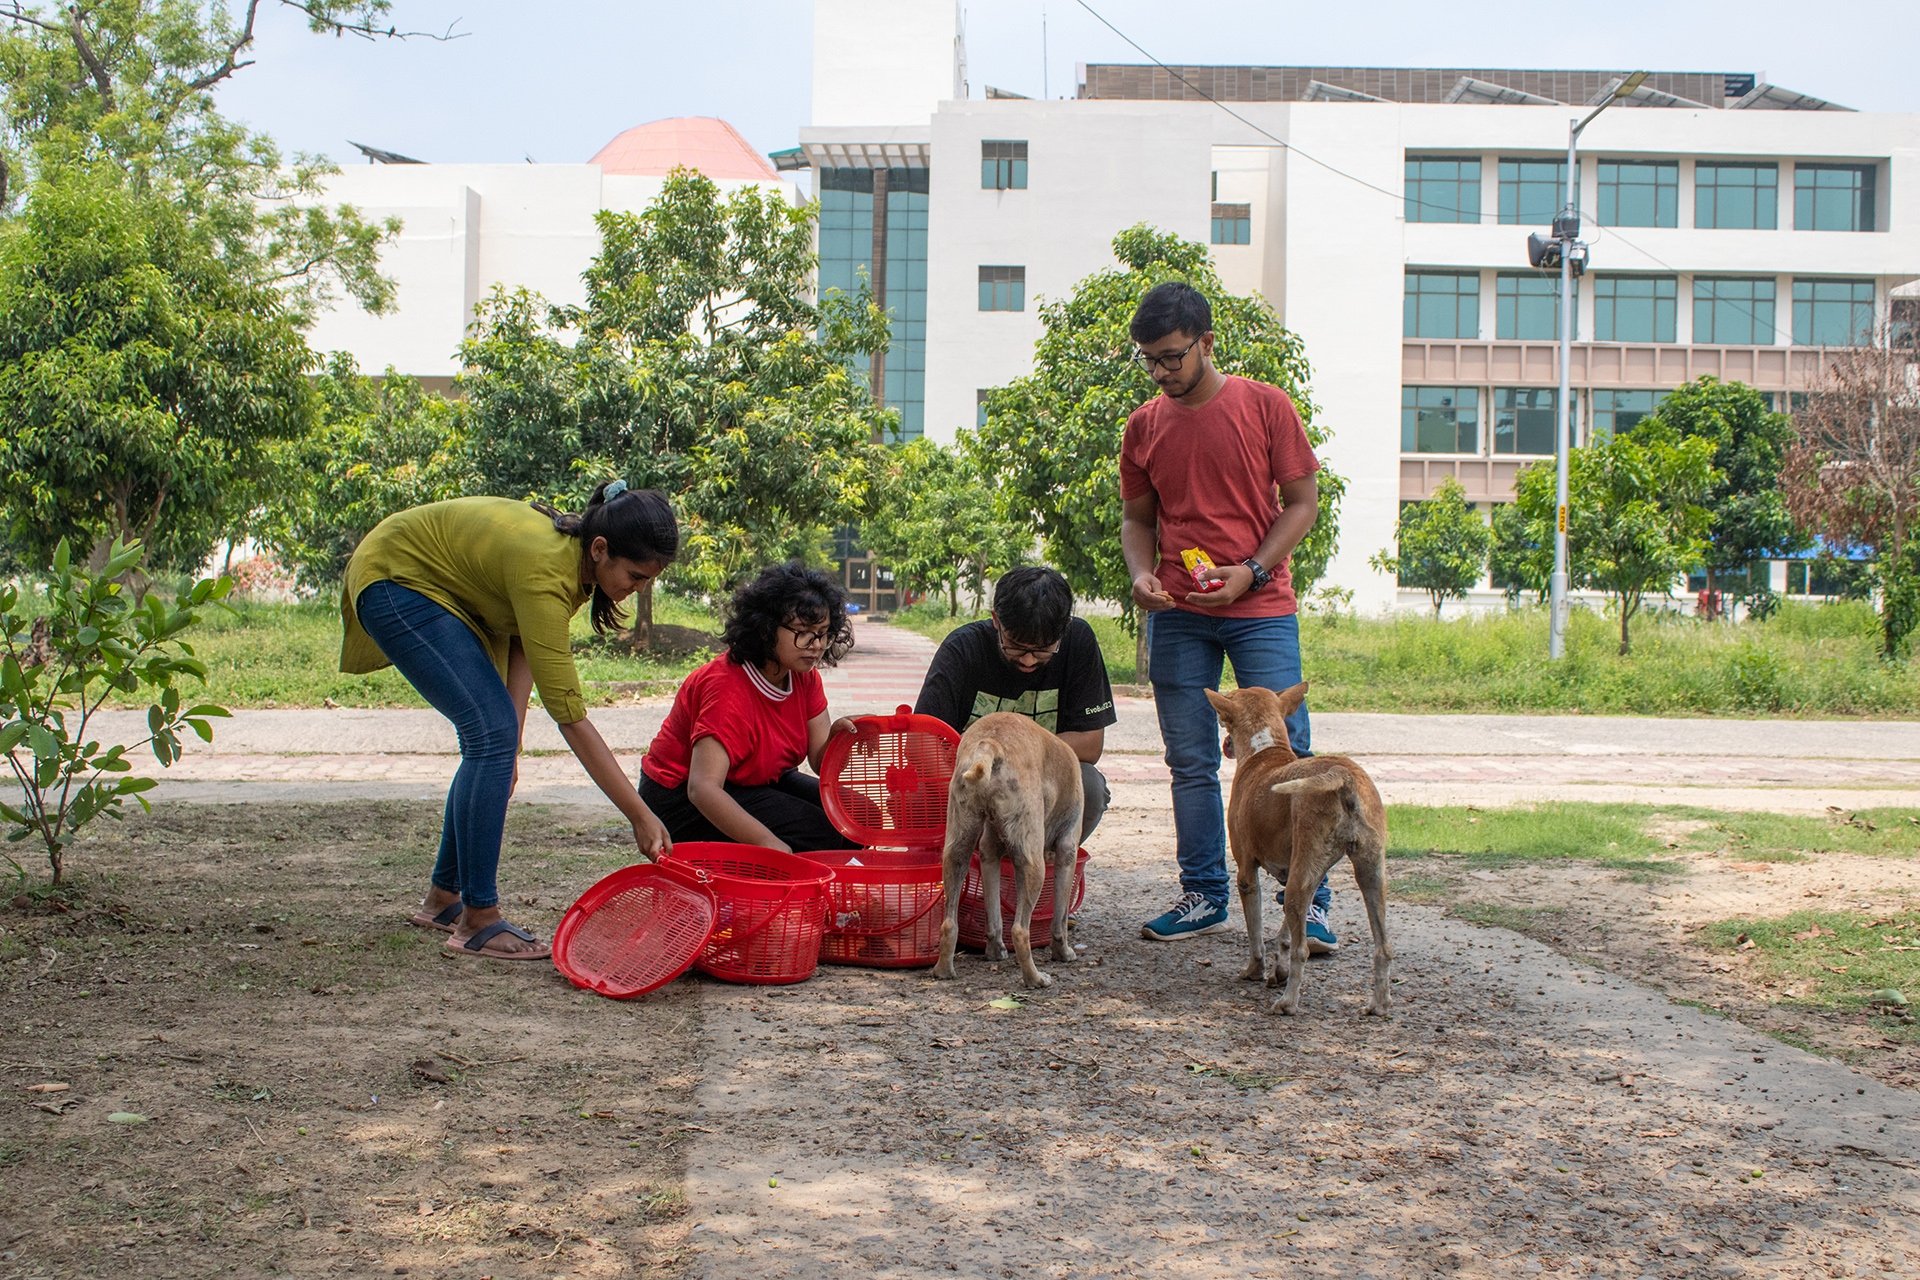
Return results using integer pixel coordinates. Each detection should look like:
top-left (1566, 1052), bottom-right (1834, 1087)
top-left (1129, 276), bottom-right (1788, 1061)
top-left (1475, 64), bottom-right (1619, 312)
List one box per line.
top-left (811, 0), bottom-right (962, 129)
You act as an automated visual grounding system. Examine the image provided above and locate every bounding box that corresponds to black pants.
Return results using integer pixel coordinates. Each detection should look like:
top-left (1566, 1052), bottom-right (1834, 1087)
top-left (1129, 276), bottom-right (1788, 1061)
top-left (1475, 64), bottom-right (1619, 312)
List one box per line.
top-left (639, 769), bottom-right (848, 852)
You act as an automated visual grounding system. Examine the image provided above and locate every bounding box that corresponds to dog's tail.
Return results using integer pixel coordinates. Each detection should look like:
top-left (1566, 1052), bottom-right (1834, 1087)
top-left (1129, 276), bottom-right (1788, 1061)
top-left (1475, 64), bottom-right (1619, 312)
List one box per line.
top-left (1270, 767), bottom-right (1363, 814)
top-left (959, 758), bottom-right (992, 786)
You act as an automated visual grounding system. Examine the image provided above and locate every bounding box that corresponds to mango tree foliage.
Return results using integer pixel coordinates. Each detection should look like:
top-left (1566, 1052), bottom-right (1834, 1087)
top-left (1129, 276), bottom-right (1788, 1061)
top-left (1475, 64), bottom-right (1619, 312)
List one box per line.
top-left (860, 437), bottom-right (1032, 616)
top-left (1369, 477), bottom-right (1491, 616)
top-left (263, 353), bottom-right (472, 589)
top-left (460, 169), bottom-right (894, 609)
top-left (0, 164), bottom-right (316, 574)
top-left (1510, 424), bottom-right (1718, 655)
top-left (971, 225), bottom-right (1342, 633)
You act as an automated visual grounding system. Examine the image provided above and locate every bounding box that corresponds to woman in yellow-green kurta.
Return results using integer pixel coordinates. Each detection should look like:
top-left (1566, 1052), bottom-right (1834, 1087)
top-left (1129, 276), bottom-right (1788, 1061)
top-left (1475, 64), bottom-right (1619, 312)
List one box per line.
top-left (341, 482), bottom-right (677, 961)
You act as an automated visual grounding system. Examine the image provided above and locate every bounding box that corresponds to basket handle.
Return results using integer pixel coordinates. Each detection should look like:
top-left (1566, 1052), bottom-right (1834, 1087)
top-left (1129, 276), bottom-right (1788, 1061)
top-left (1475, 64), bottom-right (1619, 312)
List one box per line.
top-left (703, 880), bottom-right (827, 953)
top-left (829, 885), bottom-right (948, 938)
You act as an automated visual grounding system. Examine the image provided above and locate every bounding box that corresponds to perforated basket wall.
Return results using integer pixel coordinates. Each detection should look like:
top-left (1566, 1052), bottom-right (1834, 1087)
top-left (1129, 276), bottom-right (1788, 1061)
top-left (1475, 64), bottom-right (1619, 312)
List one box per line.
top-left (805, 848), bottom-right (946, 968)
top-left (663, 842), bottom-right (834, 985)
top-left (956, 848), bottom-right (1090, 951)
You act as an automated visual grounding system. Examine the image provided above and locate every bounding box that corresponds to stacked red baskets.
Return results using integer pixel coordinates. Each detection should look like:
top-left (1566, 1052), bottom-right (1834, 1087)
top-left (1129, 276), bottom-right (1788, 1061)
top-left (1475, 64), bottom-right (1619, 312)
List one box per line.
top-left (661, 842), bottom-right (838, 985)
top-left (814, 706), bottom-right (961, 967)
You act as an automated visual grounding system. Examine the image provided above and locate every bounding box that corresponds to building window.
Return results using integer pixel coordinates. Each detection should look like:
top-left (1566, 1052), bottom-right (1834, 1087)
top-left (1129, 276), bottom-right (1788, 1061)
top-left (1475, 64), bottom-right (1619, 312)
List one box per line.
top-left (1497, 158), bottom-right (1567, 226)
top-left (1210, 203), bottom-right (1251, 245)
top-left (1590, 389), bottom-right (1667, 443)
top-left (1597, 160), bottom-right (1678, 228)
top-left (1404, 271), bottom-right (1479, 339)
top-left (1694, 163), bottom-right (1778, 230)
top-left (1405, 155), bottom-right (1481, 223)
top-left (981, 140), bottom-right (1028, 190)
top-left (976, 389), bottom-right (991, 428)
top-left (1794, 164), bottom-right (1875, 232)
top-left (1593, 275), bottom-right (1677, 343)
top-left (1792, 278), bottom-right (1875, 346)
top-left (978, 265), bottom-right (1025, 312)
top-left (1492, 387), bottom-right (1561, 455)
top-left (1495, 272), bottom-right (1576, 341)
top-left (1693, 277), bottom-right (1778, 345)
top-left (1401, 387), bottom-right (1479, 454)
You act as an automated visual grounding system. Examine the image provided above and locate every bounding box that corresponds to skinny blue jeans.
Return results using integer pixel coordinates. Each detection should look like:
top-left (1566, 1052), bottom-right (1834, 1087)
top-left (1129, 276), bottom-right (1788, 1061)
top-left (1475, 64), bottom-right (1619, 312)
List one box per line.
top-left (1148, 609), bottom-right (1323, 908)
top-left (355, 580), bottom-right (518, 910)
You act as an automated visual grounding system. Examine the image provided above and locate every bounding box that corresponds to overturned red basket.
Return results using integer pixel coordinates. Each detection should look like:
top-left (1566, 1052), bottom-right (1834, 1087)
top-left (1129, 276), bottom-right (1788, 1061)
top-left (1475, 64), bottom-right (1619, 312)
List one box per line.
top-left (550, 861), bottom-right (719, 999)
top-left (662, 842), bottom-right (836, 985)
top-left (813, 707), bottom-right (960, 968)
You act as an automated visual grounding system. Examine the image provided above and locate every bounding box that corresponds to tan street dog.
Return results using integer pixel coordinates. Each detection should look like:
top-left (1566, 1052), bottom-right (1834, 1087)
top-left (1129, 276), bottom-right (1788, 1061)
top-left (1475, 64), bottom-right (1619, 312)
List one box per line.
top-left (932, 712), bottom-right (1084, 989)
top-left (1205, 683), bottom-right (1392, 1016)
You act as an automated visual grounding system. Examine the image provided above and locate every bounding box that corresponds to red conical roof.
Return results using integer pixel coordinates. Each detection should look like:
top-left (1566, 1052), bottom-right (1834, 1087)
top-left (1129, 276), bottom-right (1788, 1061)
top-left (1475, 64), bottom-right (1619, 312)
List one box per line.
top-left (588, 116), bottom-right (778, 181)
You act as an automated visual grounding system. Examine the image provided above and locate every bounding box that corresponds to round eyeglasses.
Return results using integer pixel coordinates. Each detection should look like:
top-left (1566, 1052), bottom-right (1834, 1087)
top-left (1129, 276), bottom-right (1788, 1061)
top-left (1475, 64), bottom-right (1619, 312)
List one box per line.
top-left (1130, 336), bottom-right (1201, 373)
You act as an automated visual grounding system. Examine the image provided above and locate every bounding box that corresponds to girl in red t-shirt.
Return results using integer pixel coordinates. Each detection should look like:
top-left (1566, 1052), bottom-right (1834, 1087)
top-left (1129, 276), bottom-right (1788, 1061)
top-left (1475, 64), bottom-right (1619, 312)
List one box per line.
top-left (639, 563), bottom-right (858, 852)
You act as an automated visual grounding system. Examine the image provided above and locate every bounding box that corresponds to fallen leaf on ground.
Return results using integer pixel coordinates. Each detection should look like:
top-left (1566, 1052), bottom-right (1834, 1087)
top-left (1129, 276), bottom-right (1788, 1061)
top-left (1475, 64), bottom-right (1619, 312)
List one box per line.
top-left (25, 1083), bottom-right (69, 1093)
top-left (106, 1111), bottom-right (149, 1124)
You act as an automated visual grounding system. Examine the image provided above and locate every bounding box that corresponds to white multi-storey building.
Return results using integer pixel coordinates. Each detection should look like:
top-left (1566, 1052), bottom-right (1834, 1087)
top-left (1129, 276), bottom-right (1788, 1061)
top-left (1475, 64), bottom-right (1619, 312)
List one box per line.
top-left (799, 1), bottom-right (1919, 611)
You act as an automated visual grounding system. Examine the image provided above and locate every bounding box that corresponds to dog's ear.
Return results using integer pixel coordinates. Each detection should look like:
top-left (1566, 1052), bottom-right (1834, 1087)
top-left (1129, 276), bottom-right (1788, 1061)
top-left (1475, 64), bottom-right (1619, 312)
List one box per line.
top-left (1203, 688), bottom-right (1236, 723)
top-left (1276, 681), bottom-right (1309, 716)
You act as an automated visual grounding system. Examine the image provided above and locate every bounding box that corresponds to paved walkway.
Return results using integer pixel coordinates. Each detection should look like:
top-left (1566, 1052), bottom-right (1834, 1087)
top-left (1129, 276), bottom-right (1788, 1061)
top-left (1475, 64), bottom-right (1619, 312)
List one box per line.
top-left (71, 618), bottom-right (1920, 812)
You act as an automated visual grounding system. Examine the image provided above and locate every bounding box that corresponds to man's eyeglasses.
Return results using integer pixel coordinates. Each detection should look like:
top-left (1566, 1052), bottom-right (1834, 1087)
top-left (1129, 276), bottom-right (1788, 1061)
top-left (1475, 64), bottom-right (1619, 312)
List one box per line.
top-left (1130, 336), bottom-right (1201, 374)
top-left (781, 623), bottom-right (832, 650)
top-left (998, 633), bottom-right (1062, 661)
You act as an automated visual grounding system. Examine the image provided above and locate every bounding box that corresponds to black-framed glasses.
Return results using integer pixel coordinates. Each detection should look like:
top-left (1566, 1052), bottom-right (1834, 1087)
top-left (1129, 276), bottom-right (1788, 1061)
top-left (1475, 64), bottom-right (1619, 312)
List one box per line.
top-left (781, 623), bottom-right (831, 650)
top-left (1130, 336), bottom-right (1201, 373)
top-left (997, 630), bottom-right (1062, 661)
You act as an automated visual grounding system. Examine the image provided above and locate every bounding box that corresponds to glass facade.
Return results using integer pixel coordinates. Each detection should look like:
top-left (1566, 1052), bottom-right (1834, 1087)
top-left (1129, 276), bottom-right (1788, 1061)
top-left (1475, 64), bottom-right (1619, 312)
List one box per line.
top-left (1792, 278), bottom-right (1875, 346)
top-left (1597, 160), bottom-right (1678, 228)
top-left (1794, 164), bottom-right (1876, 232)
top-left (978, 265), bottom-right (1025, 312)
top-left (1492, 387), bottom-right (1560, 455)
top-left (1495, 272), bottom-right (1575, 341)
top-left (1210, 202), bottom-right (1251, 245)
top-left (1404, 271), bottom-right (1479, 339)
top-left (1694, 163), bottom-right (1778, 230)
top-left (818, 167), bottom-right (930, 439)
top-left (981, 140), bottom-right (1028, 190)
top-left (1401, 387), bottom-right (1478, 454)
top-left (1498, 158), bottom-right (1567, 226)
top-left (1594, 275), bottom-right (1678, 343)
top-left (1405, 155), bottom-right (1481, 223)
top-left (1590, 389), bottom-right (1666, 442)
top-left (1693, 277), bottom-right (1777, 345)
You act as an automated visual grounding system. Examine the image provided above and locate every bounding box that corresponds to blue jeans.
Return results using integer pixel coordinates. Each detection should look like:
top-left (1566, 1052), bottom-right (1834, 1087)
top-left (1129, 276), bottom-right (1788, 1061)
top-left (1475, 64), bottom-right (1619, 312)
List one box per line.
top-left (1149, 609), bottom-right (1312, 906)
top-left (355, 580), bottom-right (518, 910)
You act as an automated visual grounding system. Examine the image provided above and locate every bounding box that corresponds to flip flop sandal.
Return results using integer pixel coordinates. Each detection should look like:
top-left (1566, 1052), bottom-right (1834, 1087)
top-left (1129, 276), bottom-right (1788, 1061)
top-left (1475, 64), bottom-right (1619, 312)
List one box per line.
top-left (443, 920), bottom-right (551, 962)
top-left (408, 900), bottom-right (464, 933)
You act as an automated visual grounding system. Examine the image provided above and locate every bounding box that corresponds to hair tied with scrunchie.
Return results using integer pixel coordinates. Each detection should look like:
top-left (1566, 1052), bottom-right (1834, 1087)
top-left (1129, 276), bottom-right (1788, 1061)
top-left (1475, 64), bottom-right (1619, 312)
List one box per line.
top-left (604, 479), bottom-right (628, 499)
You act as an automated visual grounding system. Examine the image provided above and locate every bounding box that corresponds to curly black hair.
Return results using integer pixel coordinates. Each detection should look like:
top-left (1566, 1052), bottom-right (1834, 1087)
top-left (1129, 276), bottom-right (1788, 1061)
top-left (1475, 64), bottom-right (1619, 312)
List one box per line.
top-left (722, 562), bottom-right (854, 669)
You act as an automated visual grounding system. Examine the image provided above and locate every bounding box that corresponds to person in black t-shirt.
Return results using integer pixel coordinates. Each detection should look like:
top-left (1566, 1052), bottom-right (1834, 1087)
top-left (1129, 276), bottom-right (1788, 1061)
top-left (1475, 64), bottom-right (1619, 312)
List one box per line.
top-left (914, 567), bottom-right (1117, 839)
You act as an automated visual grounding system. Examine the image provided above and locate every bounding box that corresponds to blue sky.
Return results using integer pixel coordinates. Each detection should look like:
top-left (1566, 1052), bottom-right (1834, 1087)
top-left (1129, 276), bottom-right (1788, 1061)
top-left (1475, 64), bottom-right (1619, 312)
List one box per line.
top-left (215, 0), bottom-right (1918, 168)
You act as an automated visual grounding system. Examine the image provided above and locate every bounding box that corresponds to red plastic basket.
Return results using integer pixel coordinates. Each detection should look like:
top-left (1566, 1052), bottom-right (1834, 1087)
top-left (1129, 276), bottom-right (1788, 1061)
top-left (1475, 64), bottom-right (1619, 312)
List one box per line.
top-left (956, 847), bottom-right (1090, 951)
top-left (663, 842), bottom-right (836, 985)
top-left (818, 706), bottom-right (961, 850)
top-left (551, 862), bottom-right (718, 999)
top-left (805, 848), bottom-right (948, 968)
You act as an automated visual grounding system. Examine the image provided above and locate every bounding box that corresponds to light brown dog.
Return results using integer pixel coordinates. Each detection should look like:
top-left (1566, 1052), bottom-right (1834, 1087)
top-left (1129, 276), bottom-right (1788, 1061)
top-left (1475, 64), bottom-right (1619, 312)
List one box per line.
top-left (1205, 683), bottom-right (1392, 1016)
top-left (932, 712), bottom-right (1084, 989)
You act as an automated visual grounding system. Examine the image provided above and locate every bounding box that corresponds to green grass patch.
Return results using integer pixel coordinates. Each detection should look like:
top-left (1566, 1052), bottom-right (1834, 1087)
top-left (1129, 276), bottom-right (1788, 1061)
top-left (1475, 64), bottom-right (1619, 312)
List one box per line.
top-left (124, 593), bottom-right (721, 709)
top-left (1697, 910), bottom-right (1920, 1040)
top-left (894, 598), bottom-right (1917, 717)
top-left (1686, 809), bottom-right (1920, 860)
top-left (1387, 802), bottom-right (1686, 878)
top-left (1452, 902), bottom-right (1570, 933)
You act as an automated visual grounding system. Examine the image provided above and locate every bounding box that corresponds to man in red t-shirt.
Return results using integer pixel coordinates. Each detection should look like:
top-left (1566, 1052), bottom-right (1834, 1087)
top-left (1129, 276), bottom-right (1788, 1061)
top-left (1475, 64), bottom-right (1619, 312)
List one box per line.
top-left (1119, 281), bottom-right (1336, 951)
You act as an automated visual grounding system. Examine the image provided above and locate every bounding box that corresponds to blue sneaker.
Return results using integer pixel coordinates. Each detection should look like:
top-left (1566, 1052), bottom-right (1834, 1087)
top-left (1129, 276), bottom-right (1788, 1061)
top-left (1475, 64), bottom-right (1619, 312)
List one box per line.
top-left (1140, 891), bottom-right (1229, 941)
top-left (1277, 879), bottom-right (1340, 956)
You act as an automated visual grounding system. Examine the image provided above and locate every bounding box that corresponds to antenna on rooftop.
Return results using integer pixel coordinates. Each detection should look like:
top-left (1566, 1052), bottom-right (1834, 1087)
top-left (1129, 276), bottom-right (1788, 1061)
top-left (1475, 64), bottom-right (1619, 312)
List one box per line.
top-left (1042, 3), bottom-right (1050, 99)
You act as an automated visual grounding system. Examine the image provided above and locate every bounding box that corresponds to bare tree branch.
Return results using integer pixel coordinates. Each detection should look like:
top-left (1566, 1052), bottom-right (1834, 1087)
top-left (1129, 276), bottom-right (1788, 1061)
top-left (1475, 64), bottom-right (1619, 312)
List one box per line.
top-left (66, 4), bottom-right (117, 112)
top-left (0, 2), bottom-right (65, 35)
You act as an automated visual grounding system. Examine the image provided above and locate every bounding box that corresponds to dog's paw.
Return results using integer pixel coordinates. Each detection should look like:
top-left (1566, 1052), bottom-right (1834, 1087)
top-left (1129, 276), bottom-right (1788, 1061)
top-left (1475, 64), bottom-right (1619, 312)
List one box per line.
top-left (1023, 970), bottom-right (1054, 990)
top-left (1237, 959), bottom-right (1265, 982)
top-left (1049, 941), bottom-right (1076, 963)
top-left (1364, 1000), bottom-right (1391, 1017)
top-left (983, 940), bottom-right (1008, 962)
top-left (1266, 994), bottom-right (1301, 1017)
top-left (931, 961), bottom-right (957, 981)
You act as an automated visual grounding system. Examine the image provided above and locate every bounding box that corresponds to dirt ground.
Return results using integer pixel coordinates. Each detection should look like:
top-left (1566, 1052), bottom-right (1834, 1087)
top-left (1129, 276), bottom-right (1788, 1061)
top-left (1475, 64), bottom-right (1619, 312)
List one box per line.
top-left (3, 798), bottom-right (1918, 1279)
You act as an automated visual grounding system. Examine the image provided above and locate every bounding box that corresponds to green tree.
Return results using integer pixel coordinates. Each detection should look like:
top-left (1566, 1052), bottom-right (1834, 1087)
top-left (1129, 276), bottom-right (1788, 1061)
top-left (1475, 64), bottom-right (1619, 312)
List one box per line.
top-left (1782, 333), bottom-right (1920, 658)
top-left (1510, 423), bottom-right (1718, 655)
top-left (459, 169), bottom-right (894, 621)
top-left (1369, 478), bottom-right (1490, 616)
top-left (0, 164), bottom-right (316, 574)
top-left (1488, 501), bottom-right (1546, 605)
top-left (972, 225), bottom-right (1343, 655)
top-left (1643, 376), bottom-right (1803, 608)
top-left (263, 353), bottom-right (471, 589)
top-left (861, 437), bottom-right (1031, 616)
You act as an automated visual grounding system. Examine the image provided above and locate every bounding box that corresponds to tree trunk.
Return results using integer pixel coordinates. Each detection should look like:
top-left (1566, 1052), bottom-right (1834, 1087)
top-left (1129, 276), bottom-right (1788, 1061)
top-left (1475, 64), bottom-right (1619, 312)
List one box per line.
top-left (628, 581), bottom-right (656, 649)
top-left (1135, 623), bottom-right (1151, 685)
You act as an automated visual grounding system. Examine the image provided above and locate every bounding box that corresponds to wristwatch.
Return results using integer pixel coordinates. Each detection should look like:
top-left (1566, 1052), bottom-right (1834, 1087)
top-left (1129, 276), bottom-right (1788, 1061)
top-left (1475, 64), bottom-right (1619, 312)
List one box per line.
top-left (1241, 558), bottom-right (1273, 591)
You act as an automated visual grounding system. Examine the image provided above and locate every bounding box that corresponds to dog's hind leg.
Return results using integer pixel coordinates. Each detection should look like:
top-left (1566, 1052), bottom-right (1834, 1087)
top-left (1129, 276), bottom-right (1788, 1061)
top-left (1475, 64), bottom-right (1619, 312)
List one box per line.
top-left (1046, 826), bottom-right (1078, 965)
top-left (1235, 855), bottom-right (1267, 983)
top-left (1352, 838), bottom-right (1393, 1016)
top-left (977, 833), bottom-right (1009, 963)
top-left (932, 812), bottom-right (984, 981)
top-left (1007, 820), bottom-right (1051, 989)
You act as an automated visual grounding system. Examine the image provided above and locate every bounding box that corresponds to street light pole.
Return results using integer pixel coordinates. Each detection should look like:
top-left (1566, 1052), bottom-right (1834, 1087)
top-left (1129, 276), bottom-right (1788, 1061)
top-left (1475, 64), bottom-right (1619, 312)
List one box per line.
top-left (1547, 71), bottom-right (1646, 660)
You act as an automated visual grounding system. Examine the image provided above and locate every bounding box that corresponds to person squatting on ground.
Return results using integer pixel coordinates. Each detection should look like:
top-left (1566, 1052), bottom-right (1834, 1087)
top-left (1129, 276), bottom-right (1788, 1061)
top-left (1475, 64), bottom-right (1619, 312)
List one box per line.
top-left (340, 482), bottom-right (680, 961)
top-left (913, 566), bottom-right (1117, 842)
top-left (639, 562), bottom-right (858, 853)
top-left (1119, 281), bottom-right (1339, 951)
